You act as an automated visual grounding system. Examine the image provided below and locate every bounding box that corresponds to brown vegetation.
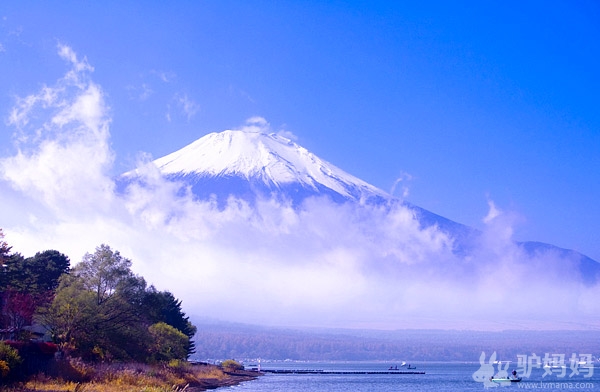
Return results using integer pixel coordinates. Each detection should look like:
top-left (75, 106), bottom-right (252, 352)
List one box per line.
top-left (6, 360), bottom-right (259, 391)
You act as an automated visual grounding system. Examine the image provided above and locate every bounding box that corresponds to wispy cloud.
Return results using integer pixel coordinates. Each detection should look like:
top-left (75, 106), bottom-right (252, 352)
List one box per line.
top-left (176, 93), bottom-right (200, 122)
top-left (228, 84), bottom-right (256, 104)
top-left (390, 172), bottom-right (413, 198)
top-left (126, 70), bottom-right (176, 102)
top-left (150, 70), bottom-right (175, 83)
top-left (57, 43), bottom-right (94, 86)
top-left (240, 116), bottom-right (270, 133)
top-left (483, 198), bottom-right (501, 224)
top-left (1, 47), bottom-right (598, 330)
top-left (126, 83), bottom-right (153, 101)
top-left (1, 43), bottom-right (113, 212)
top-left (231, 117), bottom-right (297, 141)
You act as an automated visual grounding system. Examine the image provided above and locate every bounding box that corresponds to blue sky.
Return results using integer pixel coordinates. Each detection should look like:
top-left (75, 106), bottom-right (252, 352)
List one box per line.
top-left (1, 1), bottom-right (599, 262)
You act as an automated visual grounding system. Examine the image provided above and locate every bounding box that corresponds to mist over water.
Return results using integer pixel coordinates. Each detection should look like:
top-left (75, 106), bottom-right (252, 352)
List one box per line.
top-left (1, 45), bottom-right (599, 330)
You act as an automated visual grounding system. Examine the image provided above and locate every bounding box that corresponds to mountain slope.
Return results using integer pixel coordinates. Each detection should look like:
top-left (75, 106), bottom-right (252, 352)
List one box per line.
top-left (125, 130), bottom-right (388, 205)
top-left (121, 128), bottom-right (600, 286)
top-left (116, 127), bottom-right (600, 328)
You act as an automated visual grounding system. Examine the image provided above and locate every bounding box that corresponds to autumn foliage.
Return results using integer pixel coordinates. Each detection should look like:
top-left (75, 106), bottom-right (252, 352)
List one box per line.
top-left (0, 229), bottom-right (197, 387)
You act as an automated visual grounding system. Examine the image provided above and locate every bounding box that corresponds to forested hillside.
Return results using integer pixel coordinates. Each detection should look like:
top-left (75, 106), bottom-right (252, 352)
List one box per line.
top-left (192, 321), bottom-right (600, 362)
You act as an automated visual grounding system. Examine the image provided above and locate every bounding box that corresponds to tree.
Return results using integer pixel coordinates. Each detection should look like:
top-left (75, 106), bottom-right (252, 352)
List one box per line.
top-left (141, 288), bottom-right (197, 358)
top-left (42, 275), bottom-right (98, 356)
top-left (1, 290), bottom-right (36, 334)
top-left (147, 322), bottom-right (188, 362)
top-left (0, 251), bottom-right (70, 294)
top-left (43, 245), bottom-right (150, 361)
top-left (25, 250), bottom-right (70, 293)
top-left (0, 230), bottom-right (14, 294)
top-left (0, 249), bottom-right (70, 335)
top-left (0, 229), bottom-right (11, 266)
top-left (0, 253), bottom-right (24, 292)
top-left (42, 244), bottom-right (197, 363)
top-left (0, 342), bottom-right (22, 382)
top-left (76, 244), bottom-right (133, 305)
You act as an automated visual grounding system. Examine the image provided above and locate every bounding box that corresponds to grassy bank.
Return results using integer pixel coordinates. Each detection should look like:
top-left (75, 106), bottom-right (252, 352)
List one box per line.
top-left (4, 360), bottom-right (260, 392)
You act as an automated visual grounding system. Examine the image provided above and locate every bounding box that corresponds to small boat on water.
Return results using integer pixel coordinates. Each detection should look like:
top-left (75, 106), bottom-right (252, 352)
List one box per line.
top-left (490, 377), bottom-right (522, 383)
top-left (388, 363), bottom-right (414, 371)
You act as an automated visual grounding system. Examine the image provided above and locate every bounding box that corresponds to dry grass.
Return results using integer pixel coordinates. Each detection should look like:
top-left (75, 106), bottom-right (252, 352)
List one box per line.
top-left (15, 360), bottom-right (248, 392)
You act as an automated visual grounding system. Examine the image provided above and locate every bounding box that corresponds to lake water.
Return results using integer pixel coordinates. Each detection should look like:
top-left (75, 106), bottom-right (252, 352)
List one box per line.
top-left (229, 361), bottom-right (598, 391)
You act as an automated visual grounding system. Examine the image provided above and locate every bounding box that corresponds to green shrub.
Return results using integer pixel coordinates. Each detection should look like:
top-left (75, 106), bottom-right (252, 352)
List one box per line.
top-left (0, 360), bottom-right (9, 378)
top-left (148, 322), bottom-right (188, 363)
top-left (168, 359), bottom-right (190, 371)
top-left (220, 359), bottom-right (243, 371)
top-left (0, 342), bottom-right (22, 381)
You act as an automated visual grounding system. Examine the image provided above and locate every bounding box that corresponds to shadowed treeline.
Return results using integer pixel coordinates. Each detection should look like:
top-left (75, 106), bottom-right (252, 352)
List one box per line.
top-left (192, 322), bottom-right (600, 362)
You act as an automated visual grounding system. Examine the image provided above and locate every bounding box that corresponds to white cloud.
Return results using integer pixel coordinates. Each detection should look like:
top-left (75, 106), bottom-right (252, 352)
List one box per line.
top-left (390, 171), bottom-right (413, 198)
top-left (483, 199), bottom-right (501, 224)
top-left (277, 128), bottom-right (298, 141)
top-left (1, 47), bottom-right (598, 331)
top-left (176, 93), bottom-right (200, 121)
top-left (126, 83), bottom-right (153, 101)
top-left (8, 85), bottom-right (60, 135)
top-left (151, 70), bottom-right (175, 83)
top-left (165, 104), bottom-right (172, 122)
top-left (57, 43), bottom-right (94, 84)
top-left (239, 116), bottom-right (270, 133)
top-left (1, 44), bottom-right (113, 212)
top-left (139, 83), bottom-right (153, 100)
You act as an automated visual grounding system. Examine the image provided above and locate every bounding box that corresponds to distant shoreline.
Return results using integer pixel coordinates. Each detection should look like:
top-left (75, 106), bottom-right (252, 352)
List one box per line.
top-left (193, 324), bottom-right (600, 362)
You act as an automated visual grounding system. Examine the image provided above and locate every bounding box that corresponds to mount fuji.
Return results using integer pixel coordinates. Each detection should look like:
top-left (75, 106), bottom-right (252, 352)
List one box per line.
top-left (121, 128), bottom-right (600, 288)
top-left (124, 129), bottom-right (389, 206)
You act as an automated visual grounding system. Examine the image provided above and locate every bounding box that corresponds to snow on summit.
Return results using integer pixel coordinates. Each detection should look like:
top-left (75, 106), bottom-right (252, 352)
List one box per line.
top-left (141, 128), bottom-right (388, 201)
top-left (91, 119), bottom-right (600, 329)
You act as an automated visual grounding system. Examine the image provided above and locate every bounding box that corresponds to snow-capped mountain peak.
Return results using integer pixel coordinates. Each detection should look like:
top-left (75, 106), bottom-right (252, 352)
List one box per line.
top-left (119, 127), bottom-right (600, 292)
top-left (130, 129), bottom-right (388, 202)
